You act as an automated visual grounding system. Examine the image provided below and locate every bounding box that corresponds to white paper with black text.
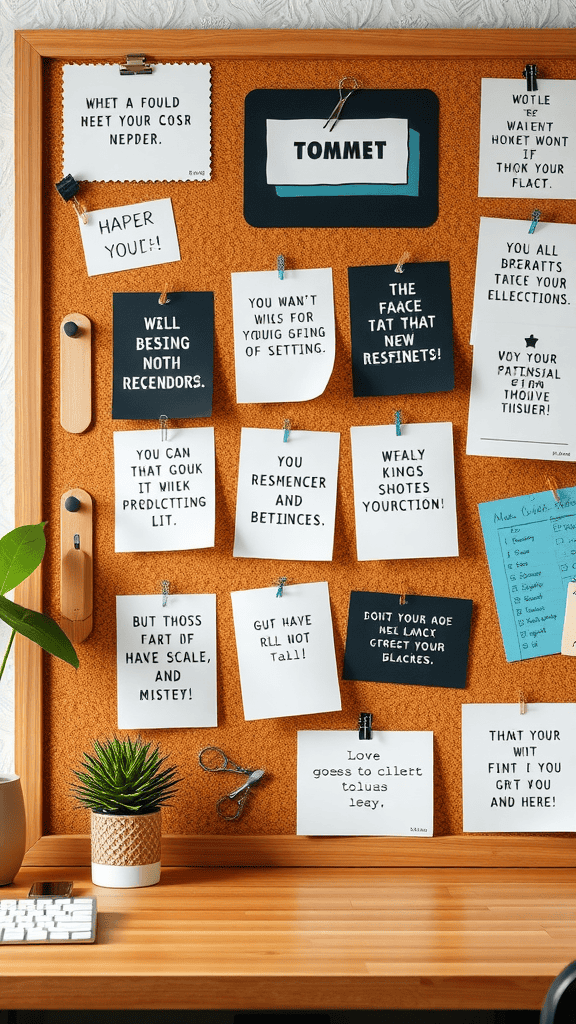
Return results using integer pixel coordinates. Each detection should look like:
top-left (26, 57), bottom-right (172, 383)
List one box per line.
top-left (467, 219), bottom-right (576, 460)
top-left (233, 428), bottom-right (340, 561)
top-left (79, 199), bottom-right (181, 277)
top-left (63, 62), bottom-right (211, 182)
top-left (297, 730), bottom-right (433, 836)
top-left (462, 703), bottom-right (576, 832)
top-left (266, 119), bottom-right (409, 185)
top-left (231, 582), bottom-right (341, 721)
top-left (350, 422), bottom-right (458, 561)
top-left (231, 268), bottom-right (336, 403)
top-left (116, 594), bottom-right (217, 729)
top-left (478, 79), bottom-right (576, 199)
top-left (114, 427), bottom-right (215, 552)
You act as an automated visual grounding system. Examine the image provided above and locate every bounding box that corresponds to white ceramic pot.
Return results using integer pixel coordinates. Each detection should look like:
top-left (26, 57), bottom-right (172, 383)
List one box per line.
top-left (0, 775), bottom-right (26, 886)
top-left (90, 809), bottom-right (161, 888)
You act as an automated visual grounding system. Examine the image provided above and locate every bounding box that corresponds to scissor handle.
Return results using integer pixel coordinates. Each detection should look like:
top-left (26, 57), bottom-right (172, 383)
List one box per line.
top-left (216, 789), bottom-right (250, 822)
top-left (198, 746), bottom-right (247, 775)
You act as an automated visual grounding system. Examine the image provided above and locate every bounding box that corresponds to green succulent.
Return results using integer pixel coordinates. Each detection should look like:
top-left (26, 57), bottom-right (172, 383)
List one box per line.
top-left (72, 736), bottom-right (181, 815)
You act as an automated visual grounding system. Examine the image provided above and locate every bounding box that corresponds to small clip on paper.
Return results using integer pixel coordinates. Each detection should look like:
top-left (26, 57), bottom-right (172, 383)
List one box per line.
top-left (323, 77), bottom-right (361, 132)
top-left (158, 285), bottom-right (170, 305)
top-left (161, 580), bottom-right (170, 608)
top-left (276, 576), bottom-right (288, 598)
top-left (277, 255), bottom-right (285, 281)
top-left (160, 414), bottom-right (168, 442)
top-left (523, 64), bottom-right (538, 91)
top-left (358, 712), bottom-right (373, 741)
top-left (529, 210), bottom-right (541, 234)
top-left (394, 251), bottom-right (411, 274)
top-left (395, 410), bottom-right (402, 436)
top-left (547, 477), bottom-right (560, 503)
top-left (519, 691), bottom-right (527, 715)
top-left (120, 54), bottom-right (152, 76)
top-left (399, 593), bottom-right (407, 606)
top-left (283, 418), bottom-right (290, 443)
top-left (55, 174), bottom-right (88, 224)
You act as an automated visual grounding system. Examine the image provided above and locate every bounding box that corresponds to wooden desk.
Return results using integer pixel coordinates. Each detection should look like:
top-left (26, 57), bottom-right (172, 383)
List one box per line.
top-left (2, 864), bottom-right (575, 1011)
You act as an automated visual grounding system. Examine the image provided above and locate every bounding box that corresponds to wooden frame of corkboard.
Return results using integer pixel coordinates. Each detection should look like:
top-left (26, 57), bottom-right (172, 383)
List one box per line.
top-left (15, 28), bottom-right (576, 868)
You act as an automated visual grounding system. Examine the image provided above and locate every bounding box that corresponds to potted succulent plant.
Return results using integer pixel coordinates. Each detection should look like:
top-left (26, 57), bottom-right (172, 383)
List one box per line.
top-left (0, 522), bottom-right (79, 884)
top-left (71, 735), bottom-right (181, 888)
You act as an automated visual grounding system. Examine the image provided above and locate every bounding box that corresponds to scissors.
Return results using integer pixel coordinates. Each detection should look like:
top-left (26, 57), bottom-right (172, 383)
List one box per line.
top-left (198, 747), bottom-right (265, 821)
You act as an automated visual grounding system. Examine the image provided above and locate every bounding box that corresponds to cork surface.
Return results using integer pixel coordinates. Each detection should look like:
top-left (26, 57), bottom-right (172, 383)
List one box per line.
top-left (42, 56), bottom-right (576, 837)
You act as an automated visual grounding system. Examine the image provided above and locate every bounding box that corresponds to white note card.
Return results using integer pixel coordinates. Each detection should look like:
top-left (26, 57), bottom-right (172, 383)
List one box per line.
top-left (297, 730), bottom-right (434, 836)
top-left (79, 199), bottom-right (181, 277)
top-left (350, 422), bottom-right (458, 561)
top-left (233, 428), bottom-right (340, 561)
top-left (231, 582), bottom-right (341, 721)
top-left (231, 268), bottom-right (336, 403)
top-left (462, 703), bottom-right (576, 832)
top-left (479, 79), bottom-right (576, 199)
top-left (63, 62), bottom-right (211, 182)
top-left (116, 594), bottom-right (217, 729)
top-left (114, 427), bottom-right (215, 552)
top-left (466, 218), bottom-right (576, 461)
top-left (266, 119), bottom-right (409, 185)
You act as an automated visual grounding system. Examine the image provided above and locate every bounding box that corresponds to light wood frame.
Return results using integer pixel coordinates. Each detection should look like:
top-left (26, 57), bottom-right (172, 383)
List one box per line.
top-left (15, 28), bottom-right (576, 867)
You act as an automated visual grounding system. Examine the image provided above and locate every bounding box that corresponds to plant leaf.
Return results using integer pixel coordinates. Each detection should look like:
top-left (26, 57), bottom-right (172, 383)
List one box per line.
top-left (0, 523), bottom-right (47, 596)
top-left (0, 594), bottom-right (79, 668)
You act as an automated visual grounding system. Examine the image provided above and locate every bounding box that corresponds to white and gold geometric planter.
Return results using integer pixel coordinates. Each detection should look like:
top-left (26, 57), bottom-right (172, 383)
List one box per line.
top-left (90, 809), bottom-right (161, 888)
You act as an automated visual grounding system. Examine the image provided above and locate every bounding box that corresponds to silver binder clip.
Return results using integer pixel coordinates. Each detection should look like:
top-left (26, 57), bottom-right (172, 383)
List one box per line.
top-left (120, 54), bottom-right (152, 76)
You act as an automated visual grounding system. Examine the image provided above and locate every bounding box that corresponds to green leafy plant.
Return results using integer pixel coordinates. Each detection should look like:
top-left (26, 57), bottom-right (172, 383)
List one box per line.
top-left (72, 736), bottom-right (181, 815)
top-left (0, 522), bottom-right (79, 679)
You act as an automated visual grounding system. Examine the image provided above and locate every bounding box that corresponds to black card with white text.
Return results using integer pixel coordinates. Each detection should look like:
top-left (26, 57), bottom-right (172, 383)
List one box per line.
top-left (343, 591), bottom-right (473, 689)
top-left (348, 262), bottom-right (454, 397)
top-left (112, 291), bottom-right (214, 420)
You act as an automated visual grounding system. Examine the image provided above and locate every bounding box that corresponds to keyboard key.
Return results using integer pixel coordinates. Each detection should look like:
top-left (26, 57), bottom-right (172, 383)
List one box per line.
top-left (48, 930), bottom-right (70, 939)
top-left (3, 929), bottom-right (26, 940)
top-left (71, 931), bottom-right (93, 939)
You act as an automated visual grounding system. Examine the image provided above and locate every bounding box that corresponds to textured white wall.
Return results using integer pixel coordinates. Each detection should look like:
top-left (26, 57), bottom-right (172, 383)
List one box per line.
top-left (1, 0), bottom-right (575, 772)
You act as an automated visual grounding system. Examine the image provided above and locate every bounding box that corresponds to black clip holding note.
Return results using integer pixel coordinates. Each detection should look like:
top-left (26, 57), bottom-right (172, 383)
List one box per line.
top-left (358, 712), bottom-right (373, 741)
top-left (55, 174), bottom-right (88, 224)
top-left (120, 54), bottom-right (152, 76)
top-left (523, 64), bottom-right (538, 91)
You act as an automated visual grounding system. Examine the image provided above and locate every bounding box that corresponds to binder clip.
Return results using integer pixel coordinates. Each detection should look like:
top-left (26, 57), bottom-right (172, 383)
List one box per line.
top-left (523, 64), bottom-right (538, 91)
top-left (160, 414), bottom-right (169, 442)
top-left (394, 251), bottom-right (411, 274)
top-left (120, 54), bottom-right (152, 76)
top-left (323, 77), bottom-right (361, 132)
top-left (55, 174), bottom-right (88, 224)
top-left (528, 209), bottom-right (541, 235)
top-left (395, 410), bottom-right (402, 436)
top-left (276, 576), bottom-right (288, 598)
top-left (277, 255), bottom-right (285, 281)
top-left (283, 418), bottom-right (291, 443)
top-left (358, 712), bottom-right (373, 741)
top-left (161, 580), bottom-right (170, 608)
top-left (158, 285), bottom-right (170, 305)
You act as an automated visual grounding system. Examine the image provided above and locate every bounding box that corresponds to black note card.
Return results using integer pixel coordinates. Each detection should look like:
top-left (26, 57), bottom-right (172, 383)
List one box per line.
top-left (112, 291), bottom-right (214, 420)
top-left (244, 89), bottom-right (439, 228)
top-left (348, 262), bottom-right (454, 397)
top-left (343, 591), bottom-right (473, 689)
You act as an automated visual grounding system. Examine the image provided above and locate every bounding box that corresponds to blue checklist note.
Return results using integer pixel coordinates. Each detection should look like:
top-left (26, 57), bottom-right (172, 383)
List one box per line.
top-left (478, 487), bottom-right (576, 662)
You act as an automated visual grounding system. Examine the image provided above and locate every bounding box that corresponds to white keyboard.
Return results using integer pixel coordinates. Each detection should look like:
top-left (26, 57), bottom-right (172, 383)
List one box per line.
top-left (0, 896), bottom-right (97, 944)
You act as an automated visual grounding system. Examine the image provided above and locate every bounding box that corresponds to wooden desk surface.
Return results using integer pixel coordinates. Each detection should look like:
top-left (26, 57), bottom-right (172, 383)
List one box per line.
top-left (1, 865), bottom-right (575, 1011)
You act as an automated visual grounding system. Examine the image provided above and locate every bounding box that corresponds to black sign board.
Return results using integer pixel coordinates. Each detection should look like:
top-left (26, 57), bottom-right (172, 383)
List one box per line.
top-left (244, 88), bottom-right (438, 228)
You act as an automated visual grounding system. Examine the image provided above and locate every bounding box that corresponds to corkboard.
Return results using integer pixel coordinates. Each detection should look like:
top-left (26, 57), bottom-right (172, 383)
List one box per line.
top-left (37, 51), bottom-right (576, 840)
